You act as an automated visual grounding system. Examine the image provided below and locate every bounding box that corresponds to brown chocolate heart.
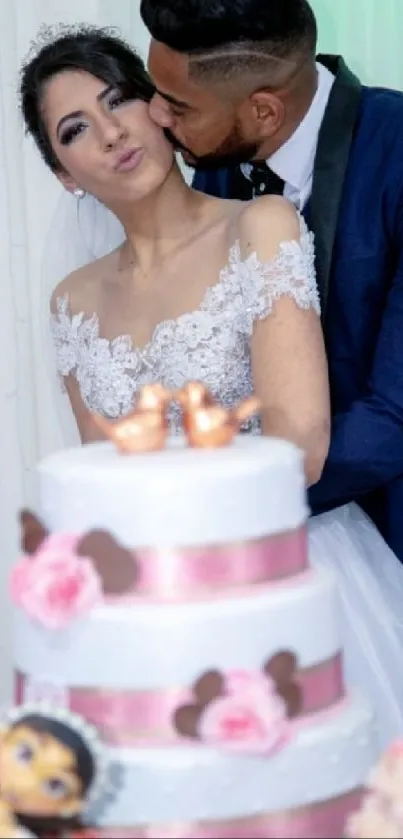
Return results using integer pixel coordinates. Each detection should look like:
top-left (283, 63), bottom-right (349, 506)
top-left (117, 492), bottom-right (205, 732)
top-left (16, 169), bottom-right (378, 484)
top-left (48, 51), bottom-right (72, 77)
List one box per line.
top-left (20, 510), bottom-right (48, 554)
top-left (173, 704), bottom-right (201, 739)
top-left (172, 669), bottom-right (224, 739)
top-left (283, 683), bottom-right (302, 718)
top-left (193, 671), bottom-right (224, 705)
top-left (264, 650), bottom-right (302, 719)
top-left (264, 651), bottom-right (297, 685)
top-left (77, 530), bottom-right (137, 595)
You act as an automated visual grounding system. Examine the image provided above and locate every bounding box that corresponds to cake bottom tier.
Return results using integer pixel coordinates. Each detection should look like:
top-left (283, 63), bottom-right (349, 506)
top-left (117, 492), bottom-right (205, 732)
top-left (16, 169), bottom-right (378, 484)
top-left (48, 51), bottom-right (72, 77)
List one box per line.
top-left (80, 788), bottom-right (363, 838)
top-left (87, 692), bottom-right (375, 837)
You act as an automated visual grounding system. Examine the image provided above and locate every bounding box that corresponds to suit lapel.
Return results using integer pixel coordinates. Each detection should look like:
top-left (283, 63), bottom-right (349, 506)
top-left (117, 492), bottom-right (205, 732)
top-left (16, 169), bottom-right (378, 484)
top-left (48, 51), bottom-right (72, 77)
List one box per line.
top-left (223, 56), bottom-right (362, 317)
top-left (311, 56), bottom-right (362, 317)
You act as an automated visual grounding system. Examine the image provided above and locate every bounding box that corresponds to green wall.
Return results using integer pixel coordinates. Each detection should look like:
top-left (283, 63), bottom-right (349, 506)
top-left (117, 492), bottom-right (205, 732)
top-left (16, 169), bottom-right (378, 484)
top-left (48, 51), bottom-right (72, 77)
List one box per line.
top-left (312, 0), bottom-right (403, 88)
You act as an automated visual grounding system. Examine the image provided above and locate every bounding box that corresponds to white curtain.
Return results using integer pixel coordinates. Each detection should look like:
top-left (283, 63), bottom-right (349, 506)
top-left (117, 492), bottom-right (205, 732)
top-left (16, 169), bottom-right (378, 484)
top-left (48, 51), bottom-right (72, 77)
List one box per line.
top-left (0, 0), bottom-right (149, 704)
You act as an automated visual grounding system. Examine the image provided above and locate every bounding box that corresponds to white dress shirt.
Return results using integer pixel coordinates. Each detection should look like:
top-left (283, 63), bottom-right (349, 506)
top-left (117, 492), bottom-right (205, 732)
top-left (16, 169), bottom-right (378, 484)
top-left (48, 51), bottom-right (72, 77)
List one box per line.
top-left (241, 62), bottom-right (335, 210)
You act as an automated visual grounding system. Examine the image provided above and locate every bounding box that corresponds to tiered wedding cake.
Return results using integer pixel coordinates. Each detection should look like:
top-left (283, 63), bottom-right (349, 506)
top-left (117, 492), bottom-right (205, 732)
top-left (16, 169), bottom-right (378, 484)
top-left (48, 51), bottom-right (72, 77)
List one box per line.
top-left (10, 386), bottom-right (377, 838)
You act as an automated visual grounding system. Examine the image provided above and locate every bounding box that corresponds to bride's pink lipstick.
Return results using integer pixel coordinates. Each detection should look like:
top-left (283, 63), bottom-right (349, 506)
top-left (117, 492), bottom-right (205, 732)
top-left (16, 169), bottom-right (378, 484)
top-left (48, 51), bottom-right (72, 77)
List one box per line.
top-left (114, 148), bottom-right (143, 173)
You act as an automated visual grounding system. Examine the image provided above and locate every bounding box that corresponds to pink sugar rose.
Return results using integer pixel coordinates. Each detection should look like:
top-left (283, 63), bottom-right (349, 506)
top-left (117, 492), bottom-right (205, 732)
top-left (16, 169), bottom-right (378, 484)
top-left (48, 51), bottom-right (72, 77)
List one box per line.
top-left (10, 535), bottom-right (103, 630)
top-left (40, 532), bottom-right (81, 553)
top-left (199, 669), bottom-right (290, 755)
top-left (389, 739), bottom-right (403, 758)
top-left (226, 669), bottom-right (273, 698)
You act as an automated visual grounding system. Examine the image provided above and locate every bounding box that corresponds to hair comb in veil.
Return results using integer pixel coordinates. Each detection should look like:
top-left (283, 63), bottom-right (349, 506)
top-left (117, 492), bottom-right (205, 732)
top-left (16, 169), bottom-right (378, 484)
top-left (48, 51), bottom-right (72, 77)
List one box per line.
top-left (21, 21), bottom-right (123, 68)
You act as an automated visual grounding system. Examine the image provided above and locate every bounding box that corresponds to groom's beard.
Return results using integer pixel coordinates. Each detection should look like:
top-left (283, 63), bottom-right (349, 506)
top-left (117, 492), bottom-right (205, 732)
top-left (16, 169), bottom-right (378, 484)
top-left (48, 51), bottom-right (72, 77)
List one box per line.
top-left (164, 125), bottom-right (259, 171)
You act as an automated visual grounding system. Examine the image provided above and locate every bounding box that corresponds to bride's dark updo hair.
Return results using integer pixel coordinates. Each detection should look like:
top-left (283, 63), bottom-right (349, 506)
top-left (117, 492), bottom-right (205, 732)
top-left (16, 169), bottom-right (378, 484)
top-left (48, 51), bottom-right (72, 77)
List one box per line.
top-left (20, 24), bottom-right (155, 173)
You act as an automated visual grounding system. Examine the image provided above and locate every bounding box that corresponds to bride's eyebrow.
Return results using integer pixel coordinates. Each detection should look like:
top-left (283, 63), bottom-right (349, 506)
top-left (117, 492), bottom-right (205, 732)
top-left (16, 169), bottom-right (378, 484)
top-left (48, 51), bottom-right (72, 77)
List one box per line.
top-left (56, 85), bottom-right (115, 136)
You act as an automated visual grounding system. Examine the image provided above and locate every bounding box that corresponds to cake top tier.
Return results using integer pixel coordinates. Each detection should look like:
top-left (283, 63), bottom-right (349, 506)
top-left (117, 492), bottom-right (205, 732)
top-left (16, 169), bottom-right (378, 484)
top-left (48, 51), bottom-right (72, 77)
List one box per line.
top-left (38, 435), bottom-right (307, 548)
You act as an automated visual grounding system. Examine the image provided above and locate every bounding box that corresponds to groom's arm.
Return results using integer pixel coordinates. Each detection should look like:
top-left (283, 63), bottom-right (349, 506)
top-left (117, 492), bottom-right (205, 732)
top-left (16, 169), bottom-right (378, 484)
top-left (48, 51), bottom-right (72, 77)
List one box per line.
top-left (309, 197), bottom-right (403, 512)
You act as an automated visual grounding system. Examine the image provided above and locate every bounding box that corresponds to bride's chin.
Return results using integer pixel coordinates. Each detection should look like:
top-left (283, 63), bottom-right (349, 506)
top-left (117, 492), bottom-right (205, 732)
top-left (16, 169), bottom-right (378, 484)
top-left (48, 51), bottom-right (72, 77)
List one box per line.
top-left (102, 177), bottom-right (173, 211)
top-left (94, 158), bottom-right (181, 211)
top-left (137, 160), bottom-right (184, 198)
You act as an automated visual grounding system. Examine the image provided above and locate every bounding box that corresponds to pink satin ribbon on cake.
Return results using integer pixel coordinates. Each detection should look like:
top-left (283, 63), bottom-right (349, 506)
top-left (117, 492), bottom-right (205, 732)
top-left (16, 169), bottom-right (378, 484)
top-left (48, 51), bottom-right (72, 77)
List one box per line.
top-left (16, 653), bottom-right (343, 746)
top-left (115, 527), bottom-right (308, 601)
top-left (75, 788), bottom-right (362, 838)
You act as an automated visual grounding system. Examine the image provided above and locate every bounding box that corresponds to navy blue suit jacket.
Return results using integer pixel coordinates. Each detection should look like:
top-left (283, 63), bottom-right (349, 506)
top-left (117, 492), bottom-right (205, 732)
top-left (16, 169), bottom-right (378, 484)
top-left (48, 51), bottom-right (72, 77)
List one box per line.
top-left (193, 56), bottom-right (403, 560)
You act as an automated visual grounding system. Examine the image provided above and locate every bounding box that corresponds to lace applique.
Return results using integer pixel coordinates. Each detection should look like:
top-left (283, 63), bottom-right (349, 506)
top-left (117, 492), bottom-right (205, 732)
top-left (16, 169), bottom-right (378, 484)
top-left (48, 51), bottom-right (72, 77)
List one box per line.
top-left (50, 215), bottom-right (319, 429)
top-left (237, 215), bottom-right (320, 330)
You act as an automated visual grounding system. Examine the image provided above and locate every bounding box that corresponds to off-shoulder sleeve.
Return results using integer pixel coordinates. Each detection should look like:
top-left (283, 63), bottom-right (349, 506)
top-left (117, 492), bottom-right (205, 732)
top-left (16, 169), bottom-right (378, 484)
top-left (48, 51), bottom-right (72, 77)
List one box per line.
top-left (50, 293), bottom-right (86, 378)
top-left (237, 215), bottom-right (320, 330)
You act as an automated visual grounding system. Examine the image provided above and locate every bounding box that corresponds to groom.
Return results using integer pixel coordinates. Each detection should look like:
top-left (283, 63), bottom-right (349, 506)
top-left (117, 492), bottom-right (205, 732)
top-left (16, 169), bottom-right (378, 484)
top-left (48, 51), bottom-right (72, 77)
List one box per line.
top-left (140, 0), bottom-right (403, 561)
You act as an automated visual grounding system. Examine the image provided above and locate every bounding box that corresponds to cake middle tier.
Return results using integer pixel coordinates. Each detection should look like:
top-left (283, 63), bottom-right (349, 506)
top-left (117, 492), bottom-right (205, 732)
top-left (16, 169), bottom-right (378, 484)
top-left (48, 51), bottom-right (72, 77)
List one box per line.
top-left (14, 567), bottom-right (344, 746)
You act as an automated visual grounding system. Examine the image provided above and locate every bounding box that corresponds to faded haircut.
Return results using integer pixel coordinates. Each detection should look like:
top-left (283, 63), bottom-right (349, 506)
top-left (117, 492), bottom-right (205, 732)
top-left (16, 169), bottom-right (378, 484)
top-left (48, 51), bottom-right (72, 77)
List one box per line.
top-left (141, 0), bottom-right (317, 91)
top-left (188, 42), bottom-right (308, 90)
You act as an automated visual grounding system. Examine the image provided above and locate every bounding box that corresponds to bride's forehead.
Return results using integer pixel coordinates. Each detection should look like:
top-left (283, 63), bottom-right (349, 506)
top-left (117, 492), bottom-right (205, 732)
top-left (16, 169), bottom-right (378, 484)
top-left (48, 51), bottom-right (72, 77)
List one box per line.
top-left (43, 70), bottom-right (107, 115)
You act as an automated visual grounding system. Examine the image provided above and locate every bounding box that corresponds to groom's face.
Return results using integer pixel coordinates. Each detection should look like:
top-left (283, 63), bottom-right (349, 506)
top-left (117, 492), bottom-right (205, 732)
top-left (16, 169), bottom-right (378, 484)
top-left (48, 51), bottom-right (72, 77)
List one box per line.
top-left (147, 40), bottom-right (260, 168)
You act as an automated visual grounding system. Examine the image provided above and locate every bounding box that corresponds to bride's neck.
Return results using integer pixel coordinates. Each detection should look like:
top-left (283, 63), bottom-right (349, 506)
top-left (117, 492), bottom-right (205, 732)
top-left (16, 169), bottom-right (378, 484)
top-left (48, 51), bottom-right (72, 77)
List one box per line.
top-left (112, 164), bottom-right (205, 270)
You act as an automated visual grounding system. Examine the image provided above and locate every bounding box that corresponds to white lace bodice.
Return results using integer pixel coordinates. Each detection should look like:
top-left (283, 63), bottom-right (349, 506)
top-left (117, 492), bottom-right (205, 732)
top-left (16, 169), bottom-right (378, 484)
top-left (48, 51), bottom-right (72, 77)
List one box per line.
top-left (51, 218), bottom-right (319, 432)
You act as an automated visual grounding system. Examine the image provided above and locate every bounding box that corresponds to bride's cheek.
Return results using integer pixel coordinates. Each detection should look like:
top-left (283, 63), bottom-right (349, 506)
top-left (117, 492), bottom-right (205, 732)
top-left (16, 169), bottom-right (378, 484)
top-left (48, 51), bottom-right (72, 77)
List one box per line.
top-left (155, 138), bottom-right (175, 168)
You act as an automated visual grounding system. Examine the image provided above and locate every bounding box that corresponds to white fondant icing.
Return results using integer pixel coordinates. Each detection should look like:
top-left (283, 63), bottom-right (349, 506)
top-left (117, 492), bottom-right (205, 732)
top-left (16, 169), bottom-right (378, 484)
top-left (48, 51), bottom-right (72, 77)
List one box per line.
top-left (86, 693), bottom-right (375, 826)
top-left (38, 436), bottom-right (307, 547)
top-left (15, 432), bottom-right (377, 829)
top-left (13, 568), bottom-right (339, 688)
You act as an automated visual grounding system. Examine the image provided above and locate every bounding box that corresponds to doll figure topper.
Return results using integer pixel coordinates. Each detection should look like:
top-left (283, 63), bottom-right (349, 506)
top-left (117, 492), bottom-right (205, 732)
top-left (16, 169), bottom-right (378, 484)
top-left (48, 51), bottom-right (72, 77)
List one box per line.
top-left (0, 704), bottom-right (108, 838)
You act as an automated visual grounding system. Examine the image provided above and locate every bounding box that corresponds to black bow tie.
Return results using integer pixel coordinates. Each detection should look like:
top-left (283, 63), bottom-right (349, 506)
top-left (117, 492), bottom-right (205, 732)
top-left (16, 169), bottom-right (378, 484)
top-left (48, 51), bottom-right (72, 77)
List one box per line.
top-left (246, 163), bottom-right (285, 197)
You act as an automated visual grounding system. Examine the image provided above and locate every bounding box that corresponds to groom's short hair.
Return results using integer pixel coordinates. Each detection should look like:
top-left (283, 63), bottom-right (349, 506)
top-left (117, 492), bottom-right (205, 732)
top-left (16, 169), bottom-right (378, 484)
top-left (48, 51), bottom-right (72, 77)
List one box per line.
top-left (141, 0), bottom-right (317, 85)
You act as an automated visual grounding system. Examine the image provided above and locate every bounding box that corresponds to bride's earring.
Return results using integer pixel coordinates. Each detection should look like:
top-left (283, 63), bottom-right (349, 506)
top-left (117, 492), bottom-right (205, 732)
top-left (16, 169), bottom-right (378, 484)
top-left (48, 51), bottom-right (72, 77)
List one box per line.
top-left (73, 187), bottom-right (86, 199)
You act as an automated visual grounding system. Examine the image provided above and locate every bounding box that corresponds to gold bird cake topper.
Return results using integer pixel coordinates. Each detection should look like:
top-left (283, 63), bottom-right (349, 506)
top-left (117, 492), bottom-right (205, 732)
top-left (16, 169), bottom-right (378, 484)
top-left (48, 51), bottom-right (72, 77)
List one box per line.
top-left (91, 382), bottom-right (260, 454)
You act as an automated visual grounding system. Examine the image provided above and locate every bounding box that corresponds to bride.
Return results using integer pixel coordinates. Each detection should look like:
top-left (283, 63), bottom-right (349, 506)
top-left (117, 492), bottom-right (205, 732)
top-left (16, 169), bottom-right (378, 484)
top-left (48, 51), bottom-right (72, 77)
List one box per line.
top-left (21, 24), bottom-right (403, 749)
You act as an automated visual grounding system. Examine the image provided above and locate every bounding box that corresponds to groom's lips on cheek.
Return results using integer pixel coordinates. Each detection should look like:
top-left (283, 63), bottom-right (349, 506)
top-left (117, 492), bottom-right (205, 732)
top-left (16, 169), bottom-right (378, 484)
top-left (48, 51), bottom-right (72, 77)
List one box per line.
top-left (163, 128), bottom-right (193, 157)
top-left (166, 136), bottom-right (198, 166)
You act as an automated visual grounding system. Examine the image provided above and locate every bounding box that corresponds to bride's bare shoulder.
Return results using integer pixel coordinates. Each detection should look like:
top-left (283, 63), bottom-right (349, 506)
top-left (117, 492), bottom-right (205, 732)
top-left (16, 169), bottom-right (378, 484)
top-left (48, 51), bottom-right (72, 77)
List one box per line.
top-left (50, 248), bottom-right (119, 315)
top-left (237, 195), bottom-right (302, 254)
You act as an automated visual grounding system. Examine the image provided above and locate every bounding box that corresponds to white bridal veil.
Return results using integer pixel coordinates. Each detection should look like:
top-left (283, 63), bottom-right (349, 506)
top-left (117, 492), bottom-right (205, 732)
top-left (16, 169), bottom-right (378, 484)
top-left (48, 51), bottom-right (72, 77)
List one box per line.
top-left (42, 191), bottom-right (124, 446)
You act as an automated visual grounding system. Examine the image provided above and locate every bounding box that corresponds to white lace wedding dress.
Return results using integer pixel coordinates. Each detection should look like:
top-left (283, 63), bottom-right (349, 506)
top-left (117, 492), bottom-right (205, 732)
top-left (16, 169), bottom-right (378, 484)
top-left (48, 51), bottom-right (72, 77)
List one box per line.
top-left (51, 221), bottom-right (403, 752)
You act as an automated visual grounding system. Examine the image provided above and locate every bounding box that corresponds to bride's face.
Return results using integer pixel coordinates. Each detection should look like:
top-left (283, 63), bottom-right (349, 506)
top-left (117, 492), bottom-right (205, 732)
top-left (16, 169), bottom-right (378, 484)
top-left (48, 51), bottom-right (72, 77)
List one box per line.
top-left (42, 69), bottom-right (174, 205)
